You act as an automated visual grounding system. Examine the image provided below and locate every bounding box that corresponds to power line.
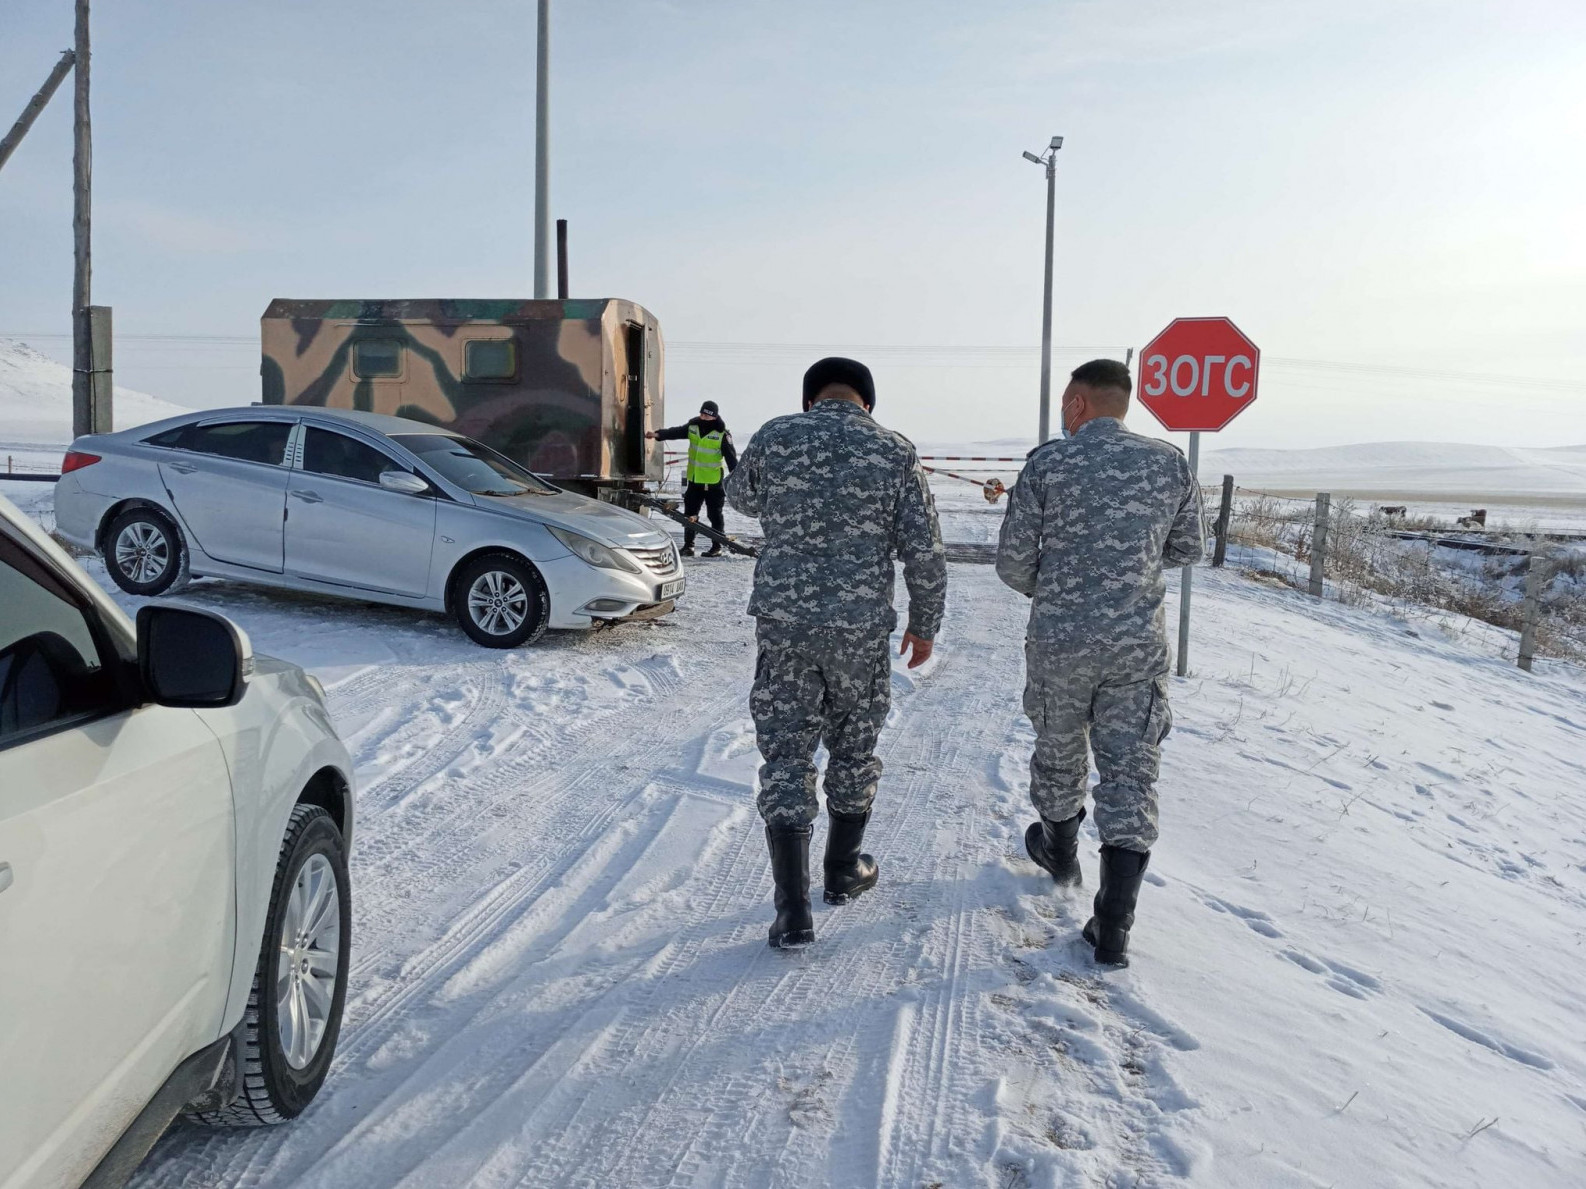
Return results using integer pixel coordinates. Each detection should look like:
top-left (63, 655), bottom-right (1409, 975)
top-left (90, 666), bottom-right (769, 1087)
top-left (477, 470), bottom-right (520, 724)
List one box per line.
top-left (1, 331), bottom-right (1581, 392)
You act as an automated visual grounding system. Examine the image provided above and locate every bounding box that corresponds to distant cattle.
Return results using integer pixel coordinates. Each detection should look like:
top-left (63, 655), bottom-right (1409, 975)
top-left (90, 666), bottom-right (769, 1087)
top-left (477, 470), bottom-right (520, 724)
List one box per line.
top-left (1456, 509), bottom-right (1488, 529)
top-left (1379, 505), bottom-right (1408, 518)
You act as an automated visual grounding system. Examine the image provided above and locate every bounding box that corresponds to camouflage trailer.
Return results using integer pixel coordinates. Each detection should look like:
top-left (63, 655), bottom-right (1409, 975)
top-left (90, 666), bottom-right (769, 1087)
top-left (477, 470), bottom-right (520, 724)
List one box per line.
top-left (261, 298), bottom-right (664, 495)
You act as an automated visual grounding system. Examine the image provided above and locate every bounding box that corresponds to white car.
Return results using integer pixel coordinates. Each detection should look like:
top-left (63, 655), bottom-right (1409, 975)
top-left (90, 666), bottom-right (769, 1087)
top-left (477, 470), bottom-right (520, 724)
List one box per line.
top-left (52, 407), bottom-right (685, 648)
top-left (0, 493), bottom-right (355, 1188)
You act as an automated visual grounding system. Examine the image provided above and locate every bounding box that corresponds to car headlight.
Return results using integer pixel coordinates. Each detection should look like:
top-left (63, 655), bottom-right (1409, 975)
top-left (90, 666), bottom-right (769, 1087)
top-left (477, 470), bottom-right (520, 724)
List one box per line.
top-left (304, 673), bottom-right (327, 701)
top-left (548, 526), bottom-right (644, 574)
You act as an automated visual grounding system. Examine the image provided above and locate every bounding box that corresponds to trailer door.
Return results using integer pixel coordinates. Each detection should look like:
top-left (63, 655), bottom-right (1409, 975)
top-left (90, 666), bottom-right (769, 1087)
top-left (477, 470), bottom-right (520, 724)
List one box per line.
top-left (624, 323), bottom-right (646, 476)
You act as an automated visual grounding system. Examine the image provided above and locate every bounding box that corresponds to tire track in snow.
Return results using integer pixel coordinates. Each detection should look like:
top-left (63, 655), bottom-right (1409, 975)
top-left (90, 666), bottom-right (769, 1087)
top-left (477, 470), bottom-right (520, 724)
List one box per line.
top-left (135, 571), bottom-right (1203, 1189)
top-left (361, 662), bottom-right (966, 1188)
top-left (130, 640), bottom-right (746, 1189)
top-left (459, 604), bottom-right (1017, 1188)
top-left (266, 791), bottom-right (736, 1189)
top-left (331, 677), bottom-right (747, 1072)
top-left (497, 647), bottom-right (1011, 1189)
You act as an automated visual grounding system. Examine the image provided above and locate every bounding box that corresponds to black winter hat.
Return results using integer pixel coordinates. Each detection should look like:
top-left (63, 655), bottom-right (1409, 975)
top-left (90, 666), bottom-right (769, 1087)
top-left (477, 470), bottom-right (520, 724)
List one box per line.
top-left (802, 356), bottom-right (875, 411)
top-left (699, 400), bottom-right (720, 416)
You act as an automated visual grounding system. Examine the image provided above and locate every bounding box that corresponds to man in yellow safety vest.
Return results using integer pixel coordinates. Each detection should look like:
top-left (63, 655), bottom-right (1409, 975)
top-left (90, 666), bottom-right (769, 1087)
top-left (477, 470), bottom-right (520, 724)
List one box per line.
top-left (647, 400), bottom-right (739, 556)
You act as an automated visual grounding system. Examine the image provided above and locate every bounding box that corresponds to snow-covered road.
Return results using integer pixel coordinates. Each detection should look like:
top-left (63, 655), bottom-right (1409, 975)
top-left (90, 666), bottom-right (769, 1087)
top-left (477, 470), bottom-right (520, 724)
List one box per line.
top-left (7, 476), bottom-right (1584, 1188)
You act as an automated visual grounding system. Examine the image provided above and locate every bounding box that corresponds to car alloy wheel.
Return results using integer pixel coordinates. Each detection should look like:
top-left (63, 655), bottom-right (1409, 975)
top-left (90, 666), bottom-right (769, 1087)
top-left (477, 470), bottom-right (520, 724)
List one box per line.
top-left (114, 520), bottom-right (170, 585)
top-left (103, 506), bottom-right (189, 596)
top-left (186, 804), bottom-right (350, 1127)
top-left (467, 569), bottom-right (529, 636)
top-left (275, 852), bottom-right (341, 1070)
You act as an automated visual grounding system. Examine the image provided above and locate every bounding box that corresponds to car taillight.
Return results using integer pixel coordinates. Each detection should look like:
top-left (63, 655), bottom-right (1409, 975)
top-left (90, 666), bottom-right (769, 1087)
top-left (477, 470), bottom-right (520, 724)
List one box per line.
top-left (61, 451), bottom-right (101, 474)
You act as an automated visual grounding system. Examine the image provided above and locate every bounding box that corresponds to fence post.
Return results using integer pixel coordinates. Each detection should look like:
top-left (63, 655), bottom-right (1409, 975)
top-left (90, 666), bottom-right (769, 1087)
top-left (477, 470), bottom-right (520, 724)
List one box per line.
top-left (1308, 493), bottom-right (1330, 597)
top-left (1518, 550), bottom-right (1548, 672)
top-left (1212, 475), bottom-right (1234, 567)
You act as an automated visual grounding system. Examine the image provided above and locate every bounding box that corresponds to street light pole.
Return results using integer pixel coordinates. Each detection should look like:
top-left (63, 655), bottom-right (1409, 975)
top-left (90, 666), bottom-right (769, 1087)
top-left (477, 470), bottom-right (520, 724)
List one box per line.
top-left (1024, 136), bottom-right (1063, 444)
top-left (533, 0), bottom-right (550, 299)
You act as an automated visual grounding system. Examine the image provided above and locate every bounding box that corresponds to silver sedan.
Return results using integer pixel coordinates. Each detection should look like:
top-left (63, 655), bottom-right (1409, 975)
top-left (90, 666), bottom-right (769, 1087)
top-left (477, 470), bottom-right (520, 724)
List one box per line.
top-left (53, 407), bottom-right (685, 647)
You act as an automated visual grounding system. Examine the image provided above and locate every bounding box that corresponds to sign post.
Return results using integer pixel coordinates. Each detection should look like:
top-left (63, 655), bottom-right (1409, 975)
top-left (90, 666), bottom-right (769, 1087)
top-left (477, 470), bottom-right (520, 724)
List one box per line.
top-left (1137, 317), bottom-right (1261, 676)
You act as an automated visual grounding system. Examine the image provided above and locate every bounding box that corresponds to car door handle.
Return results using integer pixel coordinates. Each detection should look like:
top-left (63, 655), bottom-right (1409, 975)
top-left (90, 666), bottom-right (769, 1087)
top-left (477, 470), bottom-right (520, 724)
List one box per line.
top-left (290, 489), bottom-right (324, 504)
top-left (0, 862), bottom-right (12, 895)
top-left (167, 461), bottom-right (197, 474)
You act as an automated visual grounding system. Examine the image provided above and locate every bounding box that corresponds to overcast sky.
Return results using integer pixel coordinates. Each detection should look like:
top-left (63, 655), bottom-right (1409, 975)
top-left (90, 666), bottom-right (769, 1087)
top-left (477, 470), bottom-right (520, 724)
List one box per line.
top-left (2, 0), bottom-right (1582, 450)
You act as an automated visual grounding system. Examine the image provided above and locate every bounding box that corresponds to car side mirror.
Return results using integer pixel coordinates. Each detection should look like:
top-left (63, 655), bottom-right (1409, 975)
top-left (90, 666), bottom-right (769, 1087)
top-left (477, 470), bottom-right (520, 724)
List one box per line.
top-left (136, 604), bottom-right (251, 709)
top-left (379, 470), bottom-right (431, 495)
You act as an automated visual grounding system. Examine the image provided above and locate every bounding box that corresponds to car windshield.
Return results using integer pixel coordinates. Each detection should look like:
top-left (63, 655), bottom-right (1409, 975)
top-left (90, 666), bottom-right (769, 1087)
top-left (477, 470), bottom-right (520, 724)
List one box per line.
top-left (392, 434), bottom-right (557, 496)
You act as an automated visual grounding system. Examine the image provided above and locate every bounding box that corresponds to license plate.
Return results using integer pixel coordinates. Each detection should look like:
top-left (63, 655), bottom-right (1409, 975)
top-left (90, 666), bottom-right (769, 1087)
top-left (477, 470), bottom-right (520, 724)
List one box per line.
top-left (659, 578), bottom-right (685, 600)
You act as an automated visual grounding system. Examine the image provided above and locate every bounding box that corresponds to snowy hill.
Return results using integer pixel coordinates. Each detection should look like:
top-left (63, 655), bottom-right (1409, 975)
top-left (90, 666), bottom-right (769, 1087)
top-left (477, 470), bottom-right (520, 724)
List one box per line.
top-left (0, 338), bottom-right (187, 448)
top-left (1200, 440), bottom-right (1586, 500)
top-left (915, 436), bottom-right (1586, 519)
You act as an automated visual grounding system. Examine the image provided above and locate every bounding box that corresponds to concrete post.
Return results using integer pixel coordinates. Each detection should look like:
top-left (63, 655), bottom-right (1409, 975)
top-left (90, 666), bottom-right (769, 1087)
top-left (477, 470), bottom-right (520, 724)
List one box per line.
top-left (88, 305), bottom-right (112, 432)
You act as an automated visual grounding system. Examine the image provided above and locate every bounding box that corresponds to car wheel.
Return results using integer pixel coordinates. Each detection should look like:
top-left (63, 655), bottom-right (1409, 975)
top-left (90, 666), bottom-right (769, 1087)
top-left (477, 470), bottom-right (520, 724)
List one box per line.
top-left (102, 506), bottom-right (190, 596)
top-left (187, 805), bottom-right (351, 1127)
top-left (452, 553), bottom-right (550, 648)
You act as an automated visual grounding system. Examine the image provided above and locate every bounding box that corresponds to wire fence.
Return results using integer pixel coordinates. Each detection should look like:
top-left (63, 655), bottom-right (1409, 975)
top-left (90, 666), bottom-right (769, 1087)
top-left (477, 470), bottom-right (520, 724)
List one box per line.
top-left (1209, 484), bottom-right (1586, 668)
top-left (3, 452), bottom-right (64, 479)
top-left (13, 441), bottom-right (1581, 670)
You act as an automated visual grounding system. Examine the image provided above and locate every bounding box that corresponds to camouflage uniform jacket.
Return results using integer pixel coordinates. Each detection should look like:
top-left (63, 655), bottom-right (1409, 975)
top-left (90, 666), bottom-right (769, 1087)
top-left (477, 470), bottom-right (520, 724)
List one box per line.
top-left (996, 418), bottom-right (1203, 657)
top-left (725, 400), bottom-right (947, 639)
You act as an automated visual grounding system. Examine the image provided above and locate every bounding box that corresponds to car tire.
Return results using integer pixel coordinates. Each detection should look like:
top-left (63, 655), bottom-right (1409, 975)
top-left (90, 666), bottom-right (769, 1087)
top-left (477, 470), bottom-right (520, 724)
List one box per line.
top-left (451, 552), bottom-right (550, 648)
top-left (102, 505), bottom-right (190, 597)
top-left (187, 805), bottom-right (351, 1127)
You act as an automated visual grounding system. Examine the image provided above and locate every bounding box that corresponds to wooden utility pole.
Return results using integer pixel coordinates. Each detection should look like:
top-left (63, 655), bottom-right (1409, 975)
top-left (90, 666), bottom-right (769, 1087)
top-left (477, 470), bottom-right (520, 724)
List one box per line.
top-left (1517, 551), bottom-right (1548, 672)
top-left (72, 0), bottom-right (97, 438)
top-left (0, 50), bottom-right (75, 175)
top-left (1308, 493), bottom-right (1331, 597)
top-left (1212, 474), bottom-right (1234, 567)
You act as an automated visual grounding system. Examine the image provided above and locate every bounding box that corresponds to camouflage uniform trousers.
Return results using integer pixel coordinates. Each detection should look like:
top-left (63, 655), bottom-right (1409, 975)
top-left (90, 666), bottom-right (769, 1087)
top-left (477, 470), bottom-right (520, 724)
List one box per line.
top-left (750, 619), bottom-right (893, 828)
top-left (1022, 643), bottom-right (1173, 853)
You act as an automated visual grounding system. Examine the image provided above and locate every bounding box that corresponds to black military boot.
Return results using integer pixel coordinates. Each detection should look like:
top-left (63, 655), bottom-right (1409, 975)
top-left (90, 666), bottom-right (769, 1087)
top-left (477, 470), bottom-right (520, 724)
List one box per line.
top-left (1024, 807), bottom-right (1085, 887)
top-left (1082, 845), bottom-right (1151, 967)
top-left (823, 808), bottom-right (879, 904)
top-left (679, 543), bottom-right (696, 557)
top-left (766, 825), bottom-right (816, 948)
top-left (702, 543), bottom-right (724, 558)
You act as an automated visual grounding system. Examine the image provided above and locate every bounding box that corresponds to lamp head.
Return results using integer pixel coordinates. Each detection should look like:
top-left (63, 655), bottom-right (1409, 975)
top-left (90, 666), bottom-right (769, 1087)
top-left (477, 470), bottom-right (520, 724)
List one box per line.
top-left (1050, 135), bottom-right (1064, 150)
top-left (1022, 150), bottom-right (1042, 164)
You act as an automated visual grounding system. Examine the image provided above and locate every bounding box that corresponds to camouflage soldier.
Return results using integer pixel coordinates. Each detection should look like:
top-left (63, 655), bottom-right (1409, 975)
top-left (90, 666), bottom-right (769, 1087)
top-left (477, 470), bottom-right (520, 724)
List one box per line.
top-left (996, 359), bottom-right (1204, 967)
top-left (726, 357), bottom-right (946, 948)
top-left (647, 401), bottom-right (738, 556)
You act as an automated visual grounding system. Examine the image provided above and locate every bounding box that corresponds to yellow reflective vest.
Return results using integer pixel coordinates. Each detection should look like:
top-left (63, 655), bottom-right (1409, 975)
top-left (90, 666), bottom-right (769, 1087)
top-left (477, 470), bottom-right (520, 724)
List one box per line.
top-left (687, 424), bottom-right (727, 485)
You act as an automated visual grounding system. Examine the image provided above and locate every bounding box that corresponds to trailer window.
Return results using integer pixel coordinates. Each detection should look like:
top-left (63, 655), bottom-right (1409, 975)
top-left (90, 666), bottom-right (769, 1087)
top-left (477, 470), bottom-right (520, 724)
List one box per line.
top-left (353, 339), bottom-right (403, 379)
top-left (464, 339), bottom-right (517, 381)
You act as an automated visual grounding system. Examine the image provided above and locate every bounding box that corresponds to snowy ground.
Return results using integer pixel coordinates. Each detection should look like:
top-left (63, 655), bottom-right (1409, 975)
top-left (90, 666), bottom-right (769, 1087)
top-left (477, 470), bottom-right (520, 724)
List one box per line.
top-left (9, 473), bottom-right (1586, 1188)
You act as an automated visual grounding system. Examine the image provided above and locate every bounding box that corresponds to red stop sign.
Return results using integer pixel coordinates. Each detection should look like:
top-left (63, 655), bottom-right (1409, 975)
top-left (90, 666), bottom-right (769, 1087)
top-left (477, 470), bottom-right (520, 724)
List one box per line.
top-left (1137, 317), bottom-right (1260, 432)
